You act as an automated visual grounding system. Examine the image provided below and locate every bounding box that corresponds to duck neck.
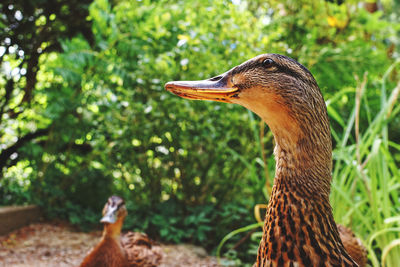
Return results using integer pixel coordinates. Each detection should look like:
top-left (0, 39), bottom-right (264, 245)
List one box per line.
top-left (273, 132), bottom-right (332, 200)
top-left (256, 129), bottom-right (357, 265)
top-left (103, 218), bottom-right (124, 239)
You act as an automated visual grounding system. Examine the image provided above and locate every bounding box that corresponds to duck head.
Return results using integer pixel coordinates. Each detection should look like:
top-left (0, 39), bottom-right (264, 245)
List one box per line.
top-left (165, 54), bottom-right (332, 193)
top-left (101, 195), bottom-right (127, 224)
top-left (165, 54), bottom-right (327, 144)
top-left (100, 196), bottom-right (127, 237)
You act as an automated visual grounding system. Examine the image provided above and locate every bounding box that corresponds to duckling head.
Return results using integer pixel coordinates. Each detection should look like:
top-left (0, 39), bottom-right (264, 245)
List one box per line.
top-left (101, 195), bottom-right (127, 225)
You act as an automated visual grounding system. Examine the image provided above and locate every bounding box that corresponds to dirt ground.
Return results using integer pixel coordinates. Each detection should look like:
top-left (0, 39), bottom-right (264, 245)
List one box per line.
top-left (0, 222), bottom-right (219, 267)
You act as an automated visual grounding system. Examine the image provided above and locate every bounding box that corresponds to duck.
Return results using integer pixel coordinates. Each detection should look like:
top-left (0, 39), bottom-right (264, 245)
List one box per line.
top-left (80, 196), bottom-right (163, 267)
top-left (165, 54), bottom-right (367, 266)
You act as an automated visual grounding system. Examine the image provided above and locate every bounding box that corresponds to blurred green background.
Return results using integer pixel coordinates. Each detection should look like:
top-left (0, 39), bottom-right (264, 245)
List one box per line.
top-left (1, 0), bottom-right (399, 266)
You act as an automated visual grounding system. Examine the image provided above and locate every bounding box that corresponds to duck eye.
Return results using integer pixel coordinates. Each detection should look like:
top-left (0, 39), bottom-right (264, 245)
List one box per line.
top-left (262, 58), bottom-right (274, 67)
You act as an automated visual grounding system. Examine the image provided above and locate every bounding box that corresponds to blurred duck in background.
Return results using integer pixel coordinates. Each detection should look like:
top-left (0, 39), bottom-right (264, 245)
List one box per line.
top-left (80, 196), bottom-right (163, 267)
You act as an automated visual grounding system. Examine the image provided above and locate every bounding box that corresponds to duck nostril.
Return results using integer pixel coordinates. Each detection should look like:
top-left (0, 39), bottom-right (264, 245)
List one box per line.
top-left (208, 75), bottom-right (222, 81)
top-left (164, 82), bottom-right (174, 90)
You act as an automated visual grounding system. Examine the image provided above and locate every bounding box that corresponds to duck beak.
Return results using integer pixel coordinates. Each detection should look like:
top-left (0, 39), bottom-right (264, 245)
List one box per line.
top-left (165, 71), bottom-right (239, 103)
top-left (100, 205), bottom-right (118, 224)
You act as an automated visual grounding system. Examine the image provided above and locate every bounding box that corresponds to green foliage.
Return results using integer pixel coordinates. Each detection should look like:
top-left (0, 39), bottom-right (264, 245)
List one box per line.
top-left (1, 0), bottom-right (400, 266)
top-left (329, 64), bottom-right (400, 266)
top-left (121, 199), bottom-right (252, 248)
top-left (0, 0), bottom-right (94, 173)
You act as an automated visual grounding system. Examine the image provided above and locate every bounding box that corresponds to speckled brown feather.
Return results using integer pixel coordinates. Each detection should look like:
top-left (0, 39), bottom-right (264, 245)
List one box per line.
top-left (165, 54), bottom-right (366, 266)
top-left (122, 232), bottom-right (164, 267)
top-left (338, 225), bottom-right (368, 267)
top-left (253, 204), bottom-right (367, 266)
top-left (256, 183), bottom-right (357, 267)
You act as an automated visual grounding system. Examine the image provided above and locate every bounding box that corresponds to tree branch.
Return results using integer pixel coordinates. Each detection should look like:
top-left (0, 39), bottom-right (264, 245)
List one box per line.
top-left (0, 128), bottom-right (49, 172)
top-left (0, 78), bottom-right (14, 126)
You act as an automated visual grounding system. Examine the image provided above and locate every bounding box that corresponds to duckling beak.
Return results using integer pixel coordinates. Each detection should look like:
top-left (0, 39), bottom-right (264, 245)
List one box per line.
top-left (100, 205), bottom-right (118, 224)
top-left (165, 71), bottom-right (238, 103)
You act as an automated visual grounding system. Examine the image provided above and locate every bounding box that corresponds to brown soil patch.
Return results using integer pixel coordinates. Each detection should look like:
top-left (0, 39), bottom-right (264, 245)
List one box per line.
top-left (0, 222), bottom-right (219, 267)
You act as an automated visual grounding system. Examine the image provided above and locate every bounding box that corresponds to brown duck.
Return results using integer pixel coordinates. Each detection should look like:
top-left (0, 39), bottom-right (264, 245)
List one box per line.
top-left (165, 54), bottom-right (367, 266)
top-left (80, 196), bottom-right (163, 267)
